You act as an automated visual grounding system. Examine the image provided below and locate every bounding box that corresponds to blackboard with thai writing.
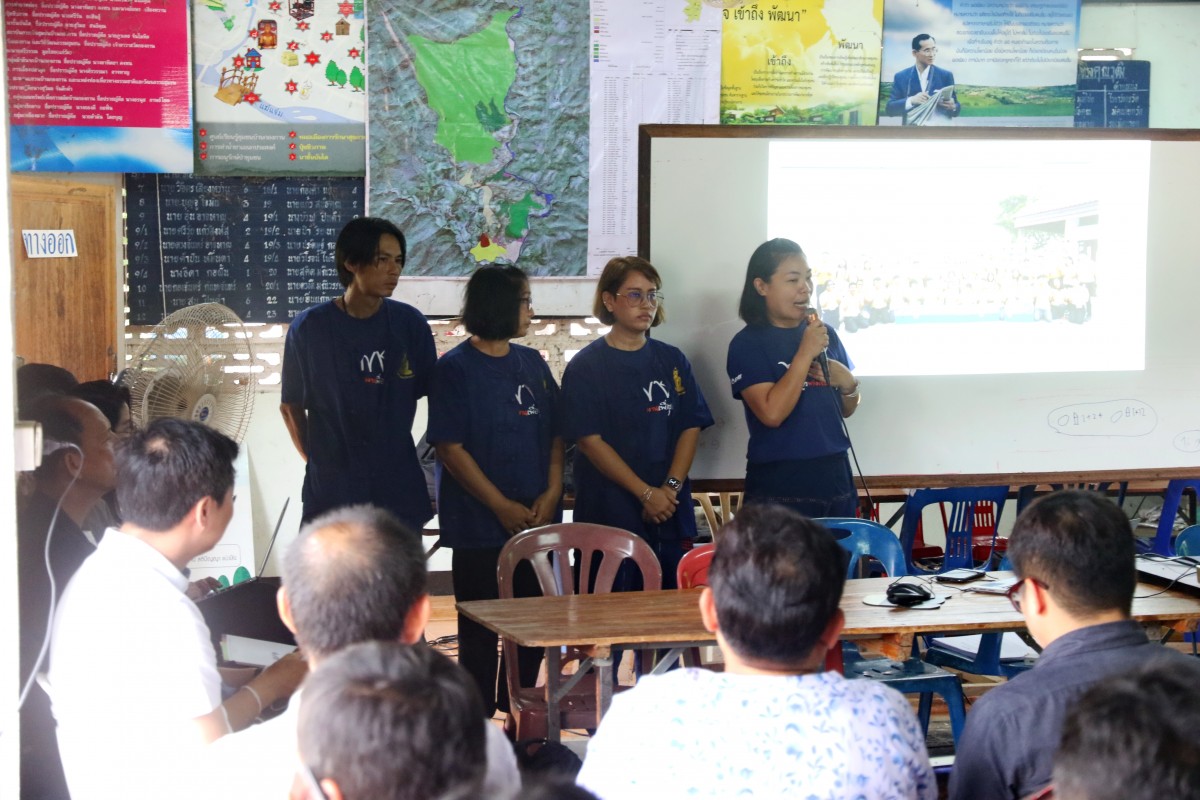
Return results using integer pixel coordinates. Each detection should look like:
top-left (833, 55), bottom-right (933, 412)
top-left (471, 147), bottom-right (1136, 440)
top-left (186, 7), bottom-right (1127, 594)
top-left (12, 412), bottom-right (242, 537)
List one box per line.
top-left (1075, 61), bottom-right (1151, 128)
top-left (126, 174), bottom-right (364, 325)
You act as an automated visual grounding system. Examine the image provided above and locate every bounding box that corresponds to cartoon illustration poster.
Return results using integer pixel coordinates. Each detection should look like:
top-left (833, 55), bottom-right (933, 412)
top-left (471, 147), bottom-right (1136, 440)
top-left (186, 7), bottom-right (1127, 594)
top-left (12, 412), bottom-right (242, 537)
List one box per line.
top-left (193, 0), bottom-right (367, 175)
top-left (720, 0), bottom-right (883, 125)
top-left (5, 0), bottom-right (193, 172)
top-left (878, 0), bottom-right (1080, 126)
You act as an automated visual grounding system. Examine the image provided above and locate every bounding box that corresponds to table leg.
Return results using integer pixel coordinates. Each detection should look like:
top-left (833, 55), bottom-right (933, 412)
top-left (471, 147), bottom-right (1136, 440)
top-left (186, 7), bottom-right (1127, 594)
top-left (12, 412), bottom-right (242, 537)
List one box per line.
top-left (546, 646), bottom-right (561, 743)
top-left (594, 646), bottom-right (613, 728)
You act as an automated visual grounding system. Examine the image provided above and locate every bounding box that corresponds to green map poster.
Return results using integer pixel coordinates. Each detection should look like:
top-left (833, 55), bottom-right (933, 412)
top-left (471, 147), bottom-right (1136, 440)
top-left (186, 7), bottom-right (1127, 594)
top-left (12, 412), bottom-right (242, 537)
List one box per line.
top-left (368, 1), bottom-right (589, 277)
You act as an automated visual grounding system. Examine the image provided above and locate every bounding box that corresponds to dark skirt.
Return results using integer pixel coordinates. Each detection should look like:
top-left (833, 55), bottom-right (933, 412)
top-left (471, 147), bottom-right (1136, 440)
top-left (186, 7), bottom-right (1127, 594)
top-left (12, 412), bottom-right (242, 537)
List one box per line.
top-left (744, 451), bottom-right (857, 519)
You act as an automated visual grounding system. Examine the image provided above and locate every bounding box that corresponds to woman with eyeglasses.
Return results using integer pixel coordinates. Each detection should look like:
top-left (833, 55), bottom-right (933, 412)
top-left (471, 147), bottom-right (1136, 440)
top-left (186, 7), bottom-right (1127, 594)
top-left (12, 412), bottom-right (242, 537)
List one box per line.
top-left (562, 256), bottom-right (713, 588)
top-left (727, 238), bottom-right (861, 518)
top-left (427, 265), bottom-right (562, 717)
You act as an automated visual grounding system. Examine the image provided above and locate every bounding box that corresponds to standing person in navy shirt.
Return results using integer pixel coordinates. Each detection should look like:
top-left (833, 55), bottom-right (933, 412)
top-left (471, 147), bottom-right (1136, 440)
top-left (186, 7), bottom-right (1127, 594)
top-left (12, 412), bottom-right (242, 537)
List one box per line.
top-left (280, 217), bottom-right (437, 532)
top-left (562, 256), bottom-right (713, 588)
top-left (726, 238), bottom-right (862, 518)
top-left (428, 265), bottom-right (562, 716)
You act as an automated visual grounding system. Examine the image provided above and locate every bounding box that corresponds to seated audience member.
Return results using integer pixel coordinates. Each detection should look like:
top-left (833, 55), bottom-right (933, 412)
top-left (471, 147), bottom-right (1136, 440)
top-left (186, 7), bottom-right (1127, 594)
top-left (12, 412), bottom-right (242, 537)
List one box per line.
top-left (200, 505), bottom-right (519, 799)
top-left (1053, 660), bottom-right (1200, 800)
top-left (949, 490), bottom-right (1200, 800)
top-left (72, 378), bottom-right (136, 534)
top-left (576, 504), bottom-right (935, 799)
top-left (17, 395), bottom-right (118, 798)
top-left (16, 362), bottom-right (78, 416)
top-left (293, 641), bottom-right (488, 800)
top-left (48, 419), bottom-right (306, 800)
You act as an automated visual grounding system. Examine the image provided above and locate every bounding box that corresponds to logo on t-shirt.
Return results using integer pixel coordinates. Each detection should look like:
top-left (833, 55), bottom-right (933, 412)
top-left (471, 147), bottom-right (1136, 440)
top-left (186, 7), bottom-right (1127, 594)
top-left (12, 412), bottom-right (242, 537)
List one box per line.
top-left (643, 380), bottom-right (673, 416)
top-left (396, 352), bottom-right (415, 379)
top-left (673, 367), bottom-right (686, 395)
top-left (361, 350), bottom-right (386, 384)
top-left (515, 384), bottom-right (540, 417)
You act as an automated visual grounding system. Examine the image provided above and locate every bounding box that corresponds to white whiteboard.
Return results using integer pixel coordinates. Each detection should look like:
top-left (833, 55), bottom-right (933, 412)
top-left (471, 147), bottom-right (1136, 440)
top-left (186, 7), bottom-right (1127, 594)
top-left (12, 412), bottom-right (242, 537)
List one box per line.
top-left (645, 128), bottom-right (1200, 479)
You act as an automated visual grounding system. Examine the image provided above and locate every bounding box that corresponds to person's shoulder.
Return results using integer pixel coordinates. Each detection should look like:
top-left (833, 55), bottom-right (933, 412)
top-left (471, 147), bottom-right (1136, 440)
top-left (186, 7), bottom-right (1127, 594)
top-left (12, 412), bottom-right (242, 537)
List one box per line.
top-left (564, 337), bottom-right (606, 370)
top-left (647, 336), bottom-right (686, 361)
top-left (893, 65), bottom-right (915, 79)
top-left (437, 340), bottom-right (473, 365)
top-left (287, 301), bottom-right (335, 332)
top-left (386, 298), bottom-right (432, 326)
top-left (728, 323), bottom-right (769, 348)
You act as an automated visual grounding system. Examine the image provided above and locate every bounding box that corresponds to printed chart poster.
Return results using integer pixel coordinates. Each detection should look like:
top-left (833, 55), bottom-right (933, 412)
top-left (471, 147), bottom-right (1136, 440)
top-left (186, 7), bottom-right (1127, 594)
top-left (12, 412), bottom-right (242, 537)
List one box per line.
top-left (721, 0), bottom-right (883, 125)
top-left (193, 0), bottom-right (367, 176)
top-left (879, 0), bottom-right (1080, 127)
top-left (368, 1), bottom-right (589, 277)
top-left (588, 0), bottom-right (722, 274)
top-left (5, 0), bottom-right (192, 172)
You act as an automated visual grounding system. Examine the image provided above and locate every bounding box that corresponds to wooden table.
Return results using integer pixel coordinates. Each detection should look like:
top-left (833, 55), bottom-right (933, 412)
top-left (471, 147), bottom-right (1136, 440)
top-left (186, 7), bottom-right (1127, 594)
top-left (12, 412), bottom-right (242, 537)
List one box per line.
top-left (457, 574), bottom-right (1200, 741)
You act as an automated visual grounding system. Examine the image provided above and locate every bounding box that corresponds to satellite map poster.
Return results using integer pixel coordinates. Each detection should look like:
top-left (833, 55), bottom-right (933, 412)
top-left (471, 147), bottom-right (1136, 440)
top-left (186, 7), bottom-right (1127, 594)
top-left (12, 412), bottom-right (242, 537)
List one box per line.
top-left (5, 0), bottom-right (193, 172)
top-left (878, 0), bottom-right (1080, 127)
top-left (193, 0), bottom-right (367, 175)
top-left (367, 0), bottom-right (589, 278)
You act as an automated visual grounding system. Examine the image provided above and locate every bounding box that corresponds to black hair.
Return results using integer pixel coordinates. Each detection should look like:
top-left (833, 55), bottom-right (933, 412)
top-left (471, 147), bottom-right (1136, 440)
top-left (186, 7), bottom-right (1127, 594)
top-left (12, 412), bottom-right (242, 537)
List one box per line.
top-left (912, 34), bottom-right (935, 51)
top-left (461, 265), bottom-right (528, 341)
top-left (298, 641), bottom-right (487, 800)
top-left (1054, 660), bottom-right (1200, 800)
top-left (708, 504), bottom-right (845, 665)
top-left (737, 238), bottom-right (806, 326)
top-left (72, 380), bottom-right (133, 433)
top-left (514, 775), bottom-right (599, 800)
top-left (592, 256), bottom-right (666, 327)
top-left (21, 394), bottom-right (86, 480)
top-left (115, 418), bottom-right (238, 531)
top-left (334, 217), bottom-right (407, 289)
top-left (17, 363), bottom-right (78, 417)
top-left (1007, 490), bottom-right (1136, 617)
top-left (281, 505), bottom-right (427, 660)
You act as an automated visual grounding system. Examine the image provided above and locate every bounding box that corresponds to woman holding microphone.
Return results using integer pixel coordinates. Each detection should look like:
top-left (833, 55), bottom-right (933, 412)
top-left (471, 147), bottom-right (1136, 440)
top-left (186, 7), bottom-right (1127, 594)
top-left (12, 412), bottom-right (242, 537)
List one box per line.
top-left (726, 238), bottom-right (862, 517)
top-left (562, 256), bottom-right (713, 588)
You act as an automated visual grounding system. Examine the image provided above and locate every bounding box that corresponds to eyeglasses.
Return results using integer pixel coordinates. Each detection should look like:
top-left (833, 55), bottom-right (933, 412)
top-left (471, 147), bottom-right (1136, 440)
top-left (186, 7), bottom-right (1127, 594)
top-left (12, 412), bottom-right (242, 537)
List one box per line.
top-left (519, 295), bottom-right (534, 310)
top-left (615, 290), bottom-right (664, 307)
top-left (919, 46), bottom-right (938, 54)
top-left (1005, 577), bottom-right (1048, 613)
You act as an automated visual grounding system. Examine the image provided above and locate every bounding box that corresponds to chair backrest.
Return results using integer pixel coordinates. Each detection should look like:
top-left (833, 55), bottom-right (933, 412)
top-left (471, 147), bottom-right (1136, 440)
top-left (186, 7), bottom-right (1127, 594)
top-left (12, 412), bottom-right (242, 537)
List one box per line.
top-left (497, 523), bottom-right (663, 600)
top-left (900, 486), bottom-right (1010, 574)
top-left (695, 492), bottom-right (742, 543)
top-left (1174, 524), bottom-right (1200, 558)
top-left (818, 517), bottom-right (908, 578)
top-left (676, 543), bottom-right (715, 589)
top-left (1155, 478), bottom-right (1200, 556)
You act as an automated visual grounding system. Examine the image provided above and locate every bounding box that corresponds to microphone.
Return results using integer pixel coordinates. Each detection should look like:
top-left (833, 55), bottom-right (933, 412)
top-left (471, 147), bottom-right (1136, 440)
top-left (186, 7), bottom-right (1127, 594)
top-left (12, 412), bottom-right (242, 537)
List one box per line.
top-left (806, 308), bottom-right (830, 384)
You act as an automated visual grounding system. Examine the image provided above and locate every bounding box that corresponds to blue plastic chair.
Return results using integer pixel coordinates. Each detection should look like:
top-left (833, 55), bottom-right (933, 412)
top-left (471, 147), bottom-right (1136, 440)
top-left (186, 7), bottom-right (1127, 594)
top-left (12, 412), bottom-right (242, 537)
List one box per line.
top-left (899, 486), bottom-right (1010, 575)
top-left (819, 517), bottom-right (907, 579)
top-left (817, 517), bottom-right (969, 745)
top-left (1152, 479), bottom-right (1200, 556)
top-left (1175, 525), bottom-right (1200, 557)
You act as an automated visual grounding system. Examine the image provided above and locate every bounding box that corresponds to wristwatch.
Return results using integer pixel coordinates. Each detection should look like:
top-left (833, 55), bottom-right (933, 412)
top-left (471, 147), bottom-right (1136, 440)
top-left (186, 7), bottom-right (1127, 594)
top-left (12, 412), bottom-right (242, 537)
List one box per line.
top-left (665, 476), bottom-right (683, 492)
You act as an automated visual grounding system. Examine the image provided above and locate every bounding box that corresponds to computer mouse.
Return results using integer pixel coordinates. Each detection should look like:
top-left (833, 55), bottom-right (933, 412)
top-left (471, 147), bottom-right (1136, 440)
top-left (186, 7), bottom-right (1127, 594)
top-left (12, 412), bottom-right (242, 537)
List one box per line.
top-left (886, 581), bottom-right (934, 607)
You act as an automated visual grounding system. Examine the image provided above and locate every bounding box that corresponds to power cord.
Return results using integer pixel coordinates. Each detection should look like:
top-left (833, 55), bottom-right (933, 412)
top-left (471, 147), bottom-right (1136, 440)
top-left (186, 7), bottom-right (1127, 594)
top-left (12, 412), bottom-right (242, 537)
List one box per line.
top-left (1, 443), bottom-right (84, 738)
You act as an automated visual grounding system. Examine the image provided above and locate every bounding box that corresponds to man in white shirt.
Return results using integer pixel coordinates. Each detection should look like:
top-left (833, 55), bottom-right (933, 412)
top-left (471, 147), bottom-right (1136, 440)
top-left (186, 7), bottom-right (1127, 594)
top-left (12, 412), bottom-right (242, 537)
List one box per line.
top-left (48, 419), bottom-right (307, 800)
top-left (577, 504), bottom-right (936, 800)
top-left (200, 504), bottom-right (520, 799)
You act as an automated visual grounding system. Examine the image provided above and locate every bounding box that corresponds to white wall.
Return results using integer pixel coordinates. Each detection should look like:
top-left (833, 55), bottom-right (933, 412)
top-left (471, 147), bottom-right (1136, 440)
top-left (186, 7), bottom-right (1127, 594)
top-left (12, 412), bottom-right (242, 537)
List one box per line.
top-left (1079, 3), bottom-right (1200, 128)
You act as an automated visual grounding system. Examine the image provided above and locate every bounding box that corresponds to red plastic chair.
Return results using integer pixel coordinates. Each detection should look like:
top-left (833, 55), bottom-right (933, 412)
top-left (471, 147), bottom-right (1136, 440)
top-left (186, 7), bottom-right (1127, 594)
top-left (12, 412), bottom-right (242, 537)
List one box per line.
top-left (497, 523), bottom-right (662, 741)
top-left (673, 542), bottom-right (843, 673)
top-left (676, 543), bottom-right (715, 589)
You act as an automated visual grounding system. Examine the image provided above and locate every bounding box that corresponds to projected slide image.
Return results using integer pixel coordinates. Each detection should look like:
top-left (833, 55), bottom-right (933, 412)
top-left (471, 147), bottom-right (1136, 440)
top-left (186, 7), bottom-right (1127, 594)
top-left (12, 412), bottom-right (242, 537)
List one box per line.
top-left (767, 139), bottom-right (1150, 376)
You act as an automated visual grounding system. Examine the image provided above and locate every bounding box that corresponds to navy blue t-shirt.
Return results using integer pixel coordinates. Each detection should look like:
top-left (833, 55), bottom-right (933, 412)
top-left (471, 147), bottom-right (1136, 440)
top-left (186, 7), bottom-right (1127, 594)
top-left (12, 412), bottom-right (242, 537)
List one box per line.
top-left (281, 299), bottom-right (436, 530)
top-left (726, 322), bottom-right (853, 464)
top-left (427, 341), bottom-right (562, 549)
top-left (562, 337), bottom-right (714, 542)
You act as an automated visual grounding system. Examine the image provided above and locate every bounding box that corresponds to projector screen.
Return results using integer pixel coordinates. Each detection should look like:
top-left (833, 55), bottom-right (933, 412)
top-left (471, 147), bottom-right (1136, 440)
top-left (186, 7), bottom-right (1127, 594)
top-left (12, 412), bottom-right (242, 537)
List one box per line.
top-left (642, 126), bottom-right (1200, 478)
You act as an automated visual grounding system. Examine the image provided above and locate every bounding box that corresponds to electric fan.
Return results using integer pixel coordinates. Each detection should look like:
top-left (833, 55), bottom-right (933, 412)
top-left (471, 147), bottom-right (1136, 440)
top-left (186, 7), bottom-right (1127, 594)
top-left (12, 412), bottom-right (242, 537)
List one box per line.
top-left (122, 303), bottom-right (257, 443)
